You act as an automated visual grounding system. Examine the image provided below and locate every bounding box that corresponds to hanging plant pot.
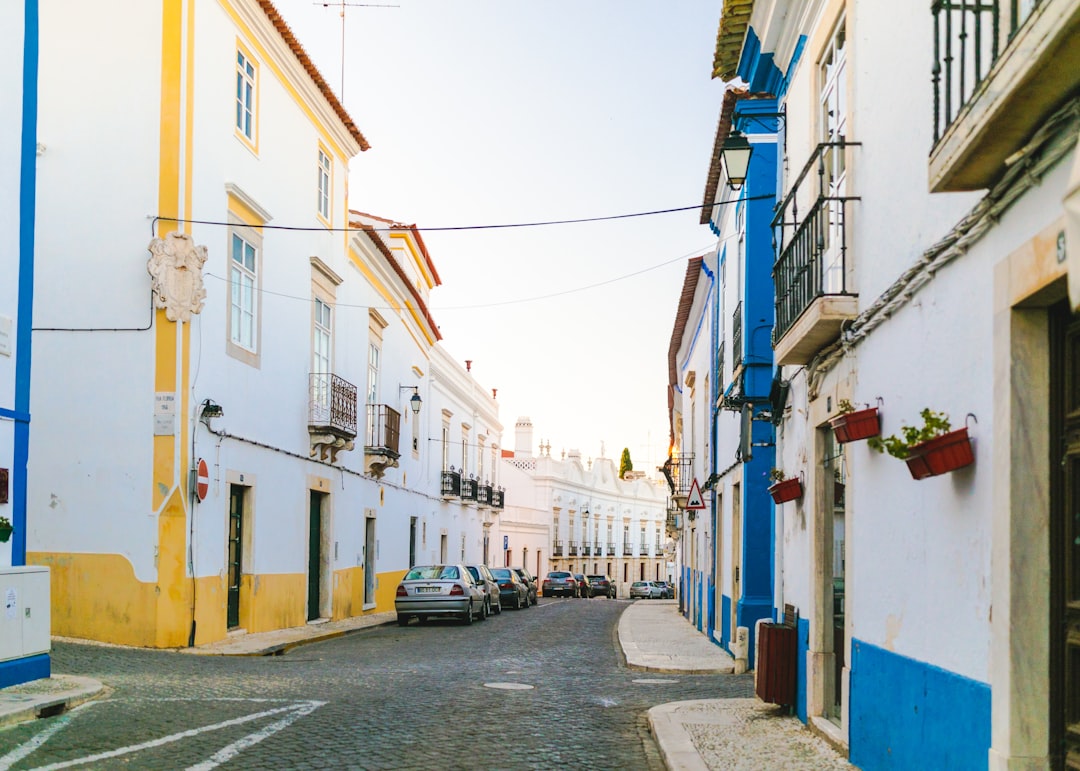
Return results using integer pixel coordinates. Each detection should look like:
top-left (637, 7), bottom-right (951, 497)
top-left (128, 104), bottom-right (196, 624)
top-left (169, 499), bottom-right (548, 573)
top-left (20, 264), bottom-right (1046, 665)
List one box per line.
top-left (768, 477), bottom-right (803, 504)
top-left (0, 523), bottom-right (11, 543)
top-left (829, 407), bottom-right (881, 444)
top-left (904, 428), bottom-right (974, 480)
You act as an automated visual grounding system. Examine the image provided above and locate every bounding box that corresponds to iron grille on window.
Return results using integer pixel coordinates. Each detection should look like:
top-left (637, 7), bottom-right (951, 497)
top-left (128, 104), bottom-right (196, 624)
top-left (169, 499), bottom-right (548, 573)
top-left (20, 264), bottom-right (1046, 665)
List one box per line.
top-left (309, 373), bottom-right (357, 436)
top-left (461, 477), bottom-right (478, 501)
top-left (771, 141), bottom-right (859, 343)
top-left (441, 467), bottom-right (462, 498)
top-left (365, 404), bottom-right (401, 454)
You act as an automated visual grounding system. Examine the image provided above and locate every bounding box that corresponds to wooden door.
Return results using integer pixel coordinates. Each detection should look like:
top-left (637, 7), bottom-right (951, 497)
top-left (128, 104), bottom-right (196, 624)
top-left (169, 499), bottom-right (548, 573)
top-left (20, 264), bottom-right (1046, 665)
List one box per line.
top-left (308, 492), bottom-right (322, 622)
top-left (227, 485), bottom-right (243, 629)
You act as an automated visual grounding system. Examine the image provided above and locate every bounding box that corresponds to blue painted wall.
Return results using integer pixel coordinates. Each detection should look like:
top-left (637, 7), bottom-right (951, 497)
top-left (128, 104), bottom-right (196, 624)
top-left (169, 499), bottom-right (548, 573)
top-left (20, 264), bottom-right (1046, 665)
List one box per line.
top-left (13, 0), bottom-right (39, 569)
top-left (796, 616), bottom-right (809, 722)
top-left (849, 640), bottom-right (990, 771)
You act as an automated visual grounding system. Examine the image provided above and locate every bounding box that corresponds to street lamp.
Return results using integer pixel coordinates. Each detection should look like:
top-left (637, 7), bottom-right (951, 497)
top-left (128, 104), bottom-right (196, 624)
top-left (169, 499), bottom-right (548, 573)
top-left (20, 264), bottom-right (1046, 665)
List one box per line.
top-left (399, 385), bottom-right (422, 415)
top-left (719, 129), bottom-right (753, 190)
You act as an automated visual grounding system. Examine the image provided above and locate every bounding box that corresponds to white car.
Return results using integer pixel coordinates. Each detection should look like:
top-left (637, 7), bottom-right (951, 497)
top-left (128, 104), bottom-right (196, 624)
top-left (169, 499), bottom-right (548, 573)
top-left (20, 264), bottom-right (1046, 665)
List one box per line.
top-left (629, 580), bottom-right (663, 599)
top-left (395, 564), bottom-right (487, 626)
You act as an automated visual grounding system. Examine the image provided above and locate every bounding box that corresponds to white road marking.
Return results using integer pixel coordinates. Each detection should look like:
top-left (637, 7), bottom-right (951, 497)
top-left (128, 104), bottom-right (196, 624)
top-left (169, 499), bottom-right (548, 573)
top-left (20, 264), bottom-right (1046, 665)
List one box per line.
top-left (185, 701), bottom-right (324, 771)
top-left (16, 700), bottom-right (326, 771)
top-left (0, 707), bottom-right (83, 771)
top-left (597, 697), bottom-right (619, 707)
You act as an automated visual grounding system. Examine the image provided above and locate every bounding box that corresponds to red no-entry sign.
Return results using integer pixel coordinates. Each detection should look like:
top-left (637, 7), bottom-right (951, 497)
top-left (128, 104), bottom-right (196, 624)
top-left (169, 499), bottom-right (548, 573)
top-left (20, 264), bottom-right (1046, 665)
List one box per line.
top-left (196, 458), bottom-right (209, 502)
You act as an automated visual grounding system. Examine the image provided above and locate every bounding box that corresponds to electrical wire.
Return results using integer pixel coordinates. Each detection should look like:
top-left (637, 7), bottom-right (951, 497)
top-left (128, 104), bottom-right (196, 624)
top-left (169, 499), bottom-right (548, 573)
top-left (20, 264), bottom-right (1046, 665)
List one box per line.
top-left (152, 194), bottom-right (776, 235)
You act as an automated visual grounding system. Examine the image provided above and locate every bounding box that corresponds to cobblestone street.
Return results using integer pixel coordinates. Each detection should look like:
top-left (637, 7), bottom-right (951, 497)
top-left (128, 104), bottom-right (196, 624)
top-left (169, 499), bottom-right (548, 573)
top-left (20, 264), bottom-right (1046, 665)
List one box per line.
top-left (0, 599), bottom-right (753, 770)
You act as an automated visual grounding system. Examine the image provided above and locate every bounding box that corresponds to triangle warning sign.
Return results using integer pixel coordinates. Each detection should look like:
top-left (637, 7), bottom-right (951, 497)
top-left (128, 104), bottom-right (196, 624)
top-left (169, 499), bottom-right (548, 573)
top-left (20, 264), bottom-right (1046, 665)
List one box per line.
top-left (685, 479), bottom-right (706, 509)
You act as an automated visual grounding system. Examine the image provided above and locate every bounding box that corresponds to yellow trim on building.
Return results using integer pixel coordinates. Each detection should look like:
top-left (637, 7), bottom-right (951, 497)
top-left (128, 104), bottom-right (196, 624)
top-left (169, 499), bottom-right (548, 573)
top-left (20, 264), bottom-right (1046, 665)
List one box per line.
top-left (234, 37), bottom-right (260, 155)
top-left (389, 232), bottom-right (436, 288)
top-left (227, 193), bottom-right (267, 229)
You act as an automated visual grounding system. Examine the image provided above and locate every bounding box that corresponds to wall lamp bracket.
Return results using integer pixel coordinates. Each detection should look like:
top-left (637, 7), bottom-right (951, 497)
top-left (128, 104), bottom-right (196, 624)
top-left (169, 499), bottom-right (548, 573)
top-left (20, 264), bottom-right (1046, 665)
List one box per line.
top-left (399, 385), bottom-right (422, 415)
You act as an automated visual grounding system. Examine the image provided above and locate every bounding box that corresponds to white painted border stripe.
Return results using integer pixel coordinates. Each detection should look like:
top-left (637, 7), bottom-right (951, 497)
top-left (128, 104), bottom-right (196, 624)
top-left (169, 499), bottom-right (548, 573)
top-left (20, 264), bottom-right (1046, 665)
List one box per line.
top-left (20, 701), bottom-right (325, 771)
top-left (184, 701), bottom-right (323, 771)
top-left (0, 712), bottom-right (76, 771)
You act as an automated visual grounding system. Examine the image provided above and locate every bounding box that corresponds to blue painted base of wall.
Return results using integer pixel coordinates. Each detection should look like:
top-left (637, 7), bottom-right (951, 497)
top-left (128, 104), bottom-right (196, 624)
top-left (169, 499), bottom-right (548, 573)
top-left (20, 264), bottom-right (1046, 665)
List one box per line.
top-left (0, 653), bottom-right (50, 688)
top-left (850, 639), bottom-right (990, 771)
top-left (721, 594), bottom-right (731, 648)
top-left (796, 617), bottom-right (809, 722)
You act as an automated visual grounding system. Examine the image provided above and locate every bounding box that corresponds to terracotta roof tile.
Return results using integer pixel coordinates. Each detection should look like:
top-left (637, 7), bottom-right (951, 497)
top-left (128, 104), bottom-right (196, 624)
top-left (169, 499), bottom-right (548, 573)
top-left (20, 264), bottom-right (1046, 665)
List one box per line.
top-left (257, 0), bottom-right (370, 151)
top-left (712, 0), bottom-right (754, 81)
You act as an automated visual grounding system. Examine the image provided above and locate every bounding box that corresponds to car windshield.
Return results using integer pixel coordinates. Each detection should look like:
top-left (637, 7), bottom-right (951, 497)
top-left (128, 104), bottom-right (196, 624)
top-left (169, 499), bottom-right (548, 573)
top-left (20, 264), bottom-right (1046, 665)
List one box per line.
top-left (464, 566), bottom-right (480, 581)
top-left (405, 566), bottom-right (459, 580)
top-left (491, 569), bottom-right (514, 579)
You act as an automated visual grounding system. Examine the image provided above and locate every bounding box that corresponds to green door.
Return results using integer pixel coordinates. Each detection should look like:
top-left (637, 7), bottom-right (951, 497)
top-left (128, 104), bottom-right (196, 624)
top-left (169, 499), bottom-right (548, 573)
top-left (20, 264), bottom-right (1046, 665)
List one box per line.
top-left (308, 492), bottom-right (322, 621)
top-left (227, 485), bottom-right (243, 629)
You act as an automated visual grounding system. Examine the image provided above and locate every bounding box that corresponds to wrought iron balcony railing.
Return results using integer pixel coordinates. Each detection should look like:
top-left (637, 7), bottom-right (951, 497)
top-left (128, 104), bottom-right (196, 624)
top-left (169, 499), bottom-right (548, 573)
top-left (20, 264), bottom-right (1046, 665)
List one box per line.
top-left (662, 454), bottom-right (695, 499)
top-left (309, 373), bottom-right (358, 436)
top-left (623, 542), bottom-right (633, 557)
top-left (441, 468), bottom-right (461, 498)
top-left (552, 540), bottom-right (564, 557)
top-left (461, 477), bottom-right (478, 501)
top-left (492, 488), bottom-right (505, 509)
top-left (583, 542), bottom-right (592, 557)
top-left (365, 403), bottom-right (401, 455)
top-left (732, 301), bottom-right (743, 370)
top-left (569, 541), bottom-right (578, 557)
top-left (478, 483), bottom-right (493, 506)
top-left (771, 141), bottom-right (860, 344)
top-left (606, 544), bottom-right (615, 556)
top-left (932, 0), bottom-right (1002, 143)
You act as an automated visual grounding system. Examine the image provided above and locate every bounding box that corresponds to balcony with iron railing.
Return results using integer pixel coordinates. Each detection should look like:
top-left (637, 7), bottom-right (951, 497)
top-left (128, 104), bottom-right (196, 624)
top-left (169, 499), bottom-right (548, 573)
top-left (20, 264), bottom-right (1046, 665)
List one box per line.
top-left (930, 0), bottom-right (1080, 191)
top-left (771, 141), bottom-right (859, 366)
top-left (477, 483), bottom-right (493, 507)
top-left (552, 540), bottom-right (564, 557)
top-left (569, 541), bottom-right (579, 557)
top-left (606, 544), bottom-right (615, 556)
top-left (364, 402), bottom-right (401, 477)
top-left (623, 542), bottom-right (633, 557)
top-left (662, 453), bottom-right (696, 507)
top-left (583, 541), bottom-right (592, 557)
top-left (492, 488), bottom-right (505, 509)
top-left (460, 477), bottom-right (478, 502)
top-left (732, 301), bottom-right (744, 371)
top-left (309, 373), bottom-right (358, 464)
top-left (441, 467), bottom-right (462, 498)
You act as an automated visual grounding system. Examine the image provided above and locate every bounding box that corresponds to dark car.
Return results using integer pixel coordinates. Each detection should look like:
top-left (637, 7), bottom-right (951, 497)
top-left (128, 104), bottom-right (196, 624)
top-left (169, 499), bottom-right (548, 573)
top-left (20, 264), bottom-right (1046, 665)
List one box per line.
top-left (573, 573), bottom-right (592, 599)
top-left (509, 566), bottom-right (538, 606)
top-left (490, 567), bottom-right (530, 609)
top-left (587, 575), bottom-right (615, 599)
top-left (542, 571), bottom-right (578, 598)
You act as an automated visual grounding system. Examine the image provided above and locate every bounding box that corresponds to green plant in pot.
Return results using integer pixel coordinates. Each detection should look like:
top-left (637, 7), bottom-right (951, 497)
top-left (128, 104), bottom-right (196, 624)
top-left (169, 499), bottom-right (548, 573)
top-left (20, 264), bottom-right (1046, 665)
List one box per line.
top-left (868, 408), bottom-right (975, 480)
top-left (0, 515), bottom-right (12, 543)
top-left (767, 468), bottom-right (802, 504)
top-left (829, 398), bottom-right (881, 443)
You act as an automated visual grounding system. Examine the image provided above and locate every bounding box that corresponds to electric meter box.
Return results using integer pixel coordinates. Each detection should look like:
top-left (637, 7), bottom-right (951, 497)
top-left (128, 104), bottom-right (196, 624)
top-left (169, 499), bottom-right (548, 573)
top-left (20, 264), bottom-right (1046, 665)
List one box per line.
top-left (0, 566), bottom-right (51, 663)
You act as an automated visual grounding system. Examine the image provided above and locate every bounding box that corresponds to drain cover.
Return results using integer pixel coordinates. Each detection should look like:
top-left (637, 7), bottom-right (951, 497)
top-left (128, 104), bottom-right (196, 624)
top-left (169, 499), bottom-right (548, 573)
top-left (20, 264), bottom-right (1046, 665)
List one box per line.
top-left (484, 682), bottom-right (534, 690)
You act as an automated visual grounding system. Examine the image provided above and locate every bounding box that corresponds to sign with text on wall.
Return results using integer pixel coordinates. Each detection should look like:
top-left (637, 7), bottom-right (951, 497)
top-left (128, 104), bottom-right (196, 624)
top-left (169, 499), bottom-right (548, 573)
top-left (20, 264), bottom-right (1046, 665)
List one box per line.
top-left (685, 479), bottom-right (706, 510)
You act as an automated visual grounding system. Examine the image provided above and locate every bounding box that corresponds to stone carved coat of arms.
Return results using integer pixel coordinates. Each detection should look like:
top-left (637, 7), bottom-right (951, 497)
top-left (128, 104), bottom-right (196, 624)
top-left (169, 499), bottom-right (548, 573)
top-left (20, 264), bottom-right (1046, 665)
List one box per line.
top-left (147, 231), bottom-right (208, 322)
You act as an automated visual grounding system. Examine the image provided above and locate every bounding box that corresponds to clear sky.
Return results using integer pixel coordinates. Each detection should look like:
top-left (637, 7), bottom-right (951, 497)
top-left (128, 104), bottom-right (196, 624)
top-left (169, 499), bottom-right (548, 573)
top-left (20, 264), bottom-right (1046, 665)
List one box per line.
top-left (275, 0), bottom-right (723, 474)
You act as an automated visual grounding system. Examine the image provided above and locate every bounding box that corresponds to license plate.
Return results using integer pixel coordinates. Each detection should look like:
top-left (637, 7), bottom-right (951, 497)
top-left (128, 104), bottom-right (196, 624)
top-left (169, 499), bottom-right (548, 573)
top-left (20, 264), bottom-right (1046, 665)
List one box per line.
top-left (416, 586), bottom-right (440, 593)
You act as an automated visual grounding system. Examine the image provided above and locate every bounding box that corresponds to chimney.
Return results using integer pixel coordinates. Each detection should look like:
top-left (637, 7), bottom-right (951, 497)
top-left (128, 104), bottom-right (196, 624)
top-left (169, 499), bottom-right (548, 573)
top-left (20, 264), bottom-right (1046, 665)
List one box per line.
top-left (514, 416), bottom-right (534, 458)
top-left (465, 360), bottom-right (472, 372)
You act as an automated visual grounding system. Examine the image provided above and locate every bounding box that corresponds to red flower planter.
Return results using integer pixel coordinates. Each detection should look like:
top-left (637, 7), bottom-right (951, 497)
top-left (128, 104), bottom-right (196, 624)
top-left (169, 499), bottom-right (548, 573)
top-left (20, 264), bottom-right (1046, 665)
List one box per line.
top-left (904, 428), bottom-right (974, 480)
top-left (829, 407), bottom-right (881, 443)
top-left (768, 478), bottom-right (803, 504)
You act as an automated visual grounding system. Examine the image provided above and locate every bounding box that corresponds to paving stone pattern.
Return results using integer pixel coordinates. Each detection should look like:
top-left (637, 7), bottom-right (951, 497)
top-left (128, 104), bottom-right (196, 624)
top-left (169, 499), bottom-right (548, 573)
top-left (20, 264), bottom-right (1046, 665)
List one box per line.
top-left (0, 599), bottom-right (753, 770)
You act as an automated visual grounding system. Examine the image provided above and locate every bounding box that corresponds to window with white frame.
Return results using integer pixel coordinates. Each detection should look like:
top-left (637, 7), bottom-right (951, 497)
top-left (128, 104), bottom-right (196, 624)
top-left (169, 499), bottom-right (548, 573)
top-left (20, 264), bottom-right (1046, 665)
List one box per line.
top-left (317, 148), bottom-right (331, 221)
top-left (313, 298), bottom-right (332, 408)
top-left (230, 232), bottom-right (257, 352)
top-left (236, 49), bottom-right (256, 142)
top-left (367, 342), bottom-right (379, 405)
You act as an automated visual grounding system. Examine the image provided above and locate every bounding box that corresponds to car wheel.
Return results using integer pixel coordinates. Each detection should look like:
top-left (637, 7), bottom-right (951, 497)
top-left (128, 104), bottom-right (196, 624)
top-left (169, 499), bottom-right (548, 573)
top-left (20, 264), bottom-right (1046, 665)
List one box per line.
top-left (494, 598), bottom-right (502, 615)
top-left (463, 601), bottom-right (474, 625)
top-left (523, 594), bottom-right (530, 609)
top-left (480, 600), bottom-right (489, 621)
top-left (397, 614), bottom-right (410, 627)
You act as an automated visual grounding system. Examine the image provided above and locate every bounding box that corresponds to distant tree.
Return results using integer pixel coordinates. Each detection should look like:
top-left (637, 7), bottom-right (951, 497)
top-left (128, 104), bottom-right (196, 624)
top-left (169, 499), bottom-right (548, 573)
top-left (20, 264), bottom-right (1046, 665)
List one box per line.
top-left (619, 448), bottom-right (633, 479)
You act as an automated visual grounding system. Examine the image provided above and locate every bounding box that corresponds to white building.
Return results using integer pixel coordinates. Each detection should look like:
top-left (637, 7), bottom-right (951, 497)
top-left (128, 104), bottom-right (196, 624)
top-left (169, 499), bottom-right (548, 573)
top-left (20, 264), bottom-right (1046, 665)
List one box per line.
top-left (500, 417), bottom-right (670, 596)
top-left (23, 0), bottom-right (501, 649)
top-left (714, 0), bottom-right (1080, 768)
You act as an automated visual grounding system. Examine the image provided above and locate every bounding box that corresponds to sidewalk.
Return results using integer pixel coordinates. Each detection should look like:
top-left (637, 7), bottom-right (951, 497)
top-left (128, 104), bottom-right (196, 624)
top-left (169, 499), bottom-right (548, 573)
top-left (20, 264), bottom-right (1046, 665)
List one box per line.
top-left (3, 601), bottom-right (857, 770)
top-left (621, 600), bottom-right (856, 771)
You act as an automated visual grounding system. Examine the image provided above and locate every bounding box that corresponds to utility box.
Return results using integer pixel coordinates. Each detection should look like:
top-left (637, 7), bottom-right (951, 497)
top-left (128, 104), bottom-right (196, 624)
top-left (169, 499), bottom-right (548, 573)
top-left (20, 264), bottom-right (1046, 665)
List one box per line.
top-left (0, 566), bottom-right (51, 664)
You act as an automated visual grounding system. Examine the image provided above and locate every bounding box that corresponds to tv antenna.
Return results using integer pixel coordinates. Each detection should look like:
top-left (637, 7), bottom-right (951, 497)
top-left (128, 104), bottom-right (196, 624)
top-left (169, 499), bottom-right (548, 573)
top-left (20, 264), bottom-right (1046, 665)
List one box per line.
top-left (315, 2), bottom-right (399, 101)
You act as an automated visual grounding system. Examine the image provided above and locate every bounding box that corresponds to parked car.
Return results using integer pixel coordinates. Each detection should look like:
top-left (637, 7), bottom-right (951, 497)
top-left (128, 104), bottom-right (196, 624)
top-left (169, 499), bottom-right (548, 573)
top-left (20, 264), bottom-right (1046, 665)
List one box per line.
top-left (395, 564), bottom-right (486, 625)
top-left (651, 581), bottom-right (674, 599)
top-left (465, 564), bottom-right (502, 615)
top-left (573, 573), bottom-right (592, 598)
top-left (509, 566), bottom-right (538, 606)
top-left (629, 580), bottom-right (663, 599)
top-left (587, 575), bottom-right (616, 599)
top-left (490, 567), bottom-right (530, 609)
top-left (542, 571), bottom-right (578, 598)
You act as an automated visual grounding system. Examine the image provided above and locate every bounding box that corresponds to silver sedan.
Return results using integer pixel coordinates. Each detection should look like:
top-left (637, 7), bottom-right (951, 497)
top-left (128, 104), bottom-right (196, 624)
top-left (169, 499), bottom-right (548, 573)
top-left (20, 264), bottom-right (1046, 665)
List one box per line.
top-left (395, 564), bottom-right (487, 626)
